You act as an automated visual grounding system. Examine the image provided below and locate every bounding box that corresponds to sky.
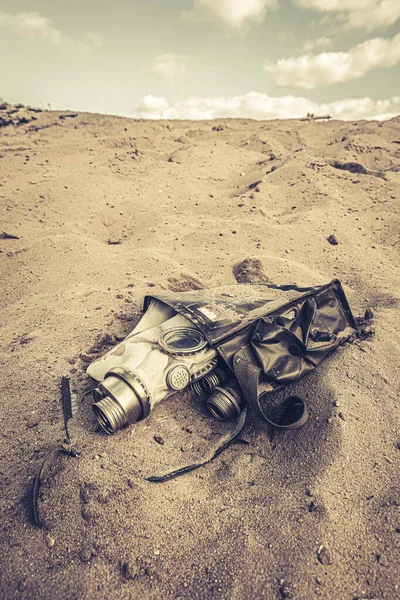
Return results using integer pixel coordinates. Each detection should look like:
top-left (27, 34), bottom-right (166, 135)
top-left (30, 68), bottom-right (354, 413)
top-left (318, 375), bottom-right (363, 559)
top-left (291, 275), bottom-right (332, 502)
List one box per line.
top-left (0, 0), bottom-right (399, 120)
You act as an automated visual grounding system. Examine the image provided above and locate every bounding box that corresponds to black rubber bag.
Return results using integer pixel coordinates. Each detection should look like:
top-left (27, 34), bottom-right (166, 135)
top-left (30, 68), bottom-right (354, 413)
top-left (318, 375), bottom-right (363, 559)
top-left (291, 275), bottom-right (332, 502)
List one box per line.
top-left (145, 279), bottom-right (357, 428)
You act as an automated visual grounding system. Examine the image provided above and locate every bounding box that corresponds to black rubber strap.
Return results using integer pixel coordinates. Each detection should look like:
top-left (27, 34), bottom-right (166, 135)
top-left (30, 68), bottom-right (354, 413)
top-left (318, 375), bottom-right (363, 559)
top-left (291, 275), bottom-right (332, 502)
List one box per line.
top-left (233, 352), bottom-right (309, 429)
top-left (32, 444), bottom-right (78, 527)
top-left (146, 408), bottom-right (248, 483)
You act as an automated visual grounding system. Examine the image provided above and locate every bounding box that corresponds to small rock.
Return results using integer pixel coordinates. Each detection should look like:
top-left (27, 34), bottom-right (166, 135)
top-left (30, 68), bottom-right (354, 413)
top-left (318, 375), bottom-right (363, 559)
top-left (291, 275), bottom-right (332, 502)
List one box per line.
top-left (154, 549), bottom-right (160, 556)
top-left (154, 436), bottom-right (164, 445)
top-left (395, 527), bottom-right (400, 533)
top-left (327, 234), bottom-right (339, 246)
top-left (377, 553), bottom-right (389, 567)
top-left (26, 421), bottom-right (39, 428)
top-left (249, 180), bottom-right (262, 190)
top-left (0, 231), bottom-right (20, 239)
top-left (317, 545), bottom-right (331, 565)
top-left (46, 534), bottom-right (55, 548)
top-left (338, 412), bottom-right (346, 421)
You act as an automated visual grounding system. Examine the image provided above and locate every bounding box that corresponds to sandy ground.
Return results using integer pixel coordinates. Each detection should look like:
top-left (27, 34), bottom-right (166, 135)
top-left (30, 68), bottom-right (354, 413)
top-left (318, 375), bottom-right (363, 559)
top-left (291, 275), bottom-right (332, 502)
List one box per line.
top-left (0, 104), bottom-right (399, 600)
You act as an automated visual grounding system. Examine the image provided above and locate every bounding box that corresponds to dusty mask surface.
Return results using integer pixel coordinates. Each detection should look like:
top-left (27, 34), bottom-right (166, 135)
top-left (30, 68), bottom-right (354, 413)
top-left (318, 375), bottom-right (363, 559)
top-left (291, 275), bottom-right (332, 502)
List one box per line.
top-left (88, 302), bottom-right (218, 433)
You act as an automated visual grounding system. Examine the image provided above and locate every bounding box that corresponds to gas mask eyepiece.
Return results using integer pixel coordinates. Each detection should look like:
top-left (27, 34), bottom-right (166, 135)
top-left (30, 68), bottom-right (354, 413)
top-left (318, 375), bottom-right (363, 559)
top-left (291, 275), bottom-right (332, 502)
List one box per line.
top-left (159, 327), bottom-right (207, 355)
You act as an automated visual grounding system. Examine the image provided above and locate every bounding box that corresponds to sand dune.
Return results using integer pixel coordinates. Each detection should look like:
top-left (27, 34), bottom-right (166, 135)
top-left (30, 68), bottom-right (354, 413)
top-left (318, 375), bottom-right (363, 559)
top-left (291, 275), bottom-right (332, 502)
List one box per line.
top-left (0, 104), bottom-right (399, 599)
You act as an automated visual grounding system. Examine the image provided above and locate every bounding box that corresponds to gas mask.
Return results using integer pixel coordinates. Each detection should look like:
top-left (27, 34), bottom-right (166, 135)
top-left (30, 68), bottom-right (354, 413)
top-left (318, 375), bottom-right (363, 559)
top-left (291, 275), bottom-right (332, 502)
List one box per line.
top-left (89, 279), bottom-right (358, 435)
top-left (88, 299), bottom-right (219, 434)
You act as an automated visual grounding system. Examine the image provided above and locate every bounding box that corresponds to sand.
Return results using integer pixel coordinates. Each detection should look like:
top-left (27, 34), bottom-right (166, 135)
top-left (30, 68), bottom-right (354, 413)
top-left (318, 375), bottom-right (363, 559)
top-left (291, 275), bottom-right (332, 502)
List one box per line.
top-left (0, 104), bottom-right (399, 599)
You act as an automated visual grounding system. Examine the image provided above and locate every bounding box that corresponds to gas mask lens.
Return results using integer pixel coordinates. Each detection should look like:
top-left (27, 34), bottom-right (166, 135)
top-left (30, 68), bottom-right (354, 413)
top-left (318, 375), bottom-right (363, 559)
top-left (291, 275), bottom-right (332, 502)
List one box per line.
top-left (160, 327), bottom-right (207, 355)
top-left (90, 313), bottom-right (218, 434)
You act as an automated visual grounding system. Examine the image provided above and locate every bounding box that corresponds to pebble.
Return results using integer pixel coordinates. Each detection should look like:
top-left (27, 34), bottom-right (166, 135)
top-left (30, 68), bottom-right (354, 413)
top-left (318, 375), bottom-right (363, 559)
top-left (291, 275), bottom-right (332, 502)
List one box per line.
top-left (377, 553), bottom-right (389, 567)
top-left (46, 534), bottom-right (55, 548)
top-left (249, 180), bottom-right (262, 190)
top-left (317, 545), bottom-right (331, 565)
top-left (338, 412), bottom-right (346, 421)
top-left (26, 421), bottom-right (39, 428)
top-left (154, 436), bottom-right (164, 445)
top-left (327, 234), bottom-right (339, 246)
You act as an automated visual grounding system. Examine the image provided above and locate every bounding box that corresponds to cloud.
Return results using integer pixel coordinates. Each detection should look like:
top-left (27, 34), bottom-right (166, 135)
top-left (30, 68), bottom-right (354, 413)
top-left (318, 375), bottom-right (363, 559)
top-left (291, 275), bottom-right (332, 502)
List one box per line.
top-left (294, 0), bottom-right (400, 31)
top-left (264, 32), bottom-right (400, 89)
top-left (0, 10), bottom-right (102, 48)
top-left (182, 0), bottom-right (277, 31)
top-left (133, 92), bottom-right (400, 121)
top-left (150, 53), bottom-right (190, 81)
top-left (301, 36), bottom-right (332, 53)
top-left (0, 10), bottom-right (63, 43)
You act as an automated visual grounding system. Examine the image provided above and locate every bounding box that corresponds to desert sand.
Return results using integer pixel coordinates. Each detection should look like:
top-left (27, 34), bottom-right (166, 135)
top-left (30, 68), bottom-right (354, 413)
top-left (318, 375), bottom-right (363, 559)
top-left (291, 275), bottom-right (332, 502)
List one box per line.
top-left (0, 104), bottom-right (399, 599)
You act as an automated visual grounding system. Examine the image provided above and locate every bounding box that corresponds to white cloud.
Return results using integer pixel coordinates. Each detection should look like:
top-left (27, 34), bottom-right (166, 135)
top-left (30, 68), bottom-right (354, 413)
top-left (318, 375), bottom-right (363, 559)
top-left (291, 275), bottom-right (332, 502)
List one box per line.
top-left (150, 53), bottom-right (189, 81)
top-left (0, 10), bottom-right (63, 43)
top-left (264, 32), bottom-right (400, 89)
top-left (132, 92), bottom-right (400, 121)
top-left (0, 10), bottom-right (102, 48)
top-left (302, 36), bottom-right (332, 53)
top-left (294, 0), bottom-right (400, 31)
top-left (182, 0), bottom-right (277, 31)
